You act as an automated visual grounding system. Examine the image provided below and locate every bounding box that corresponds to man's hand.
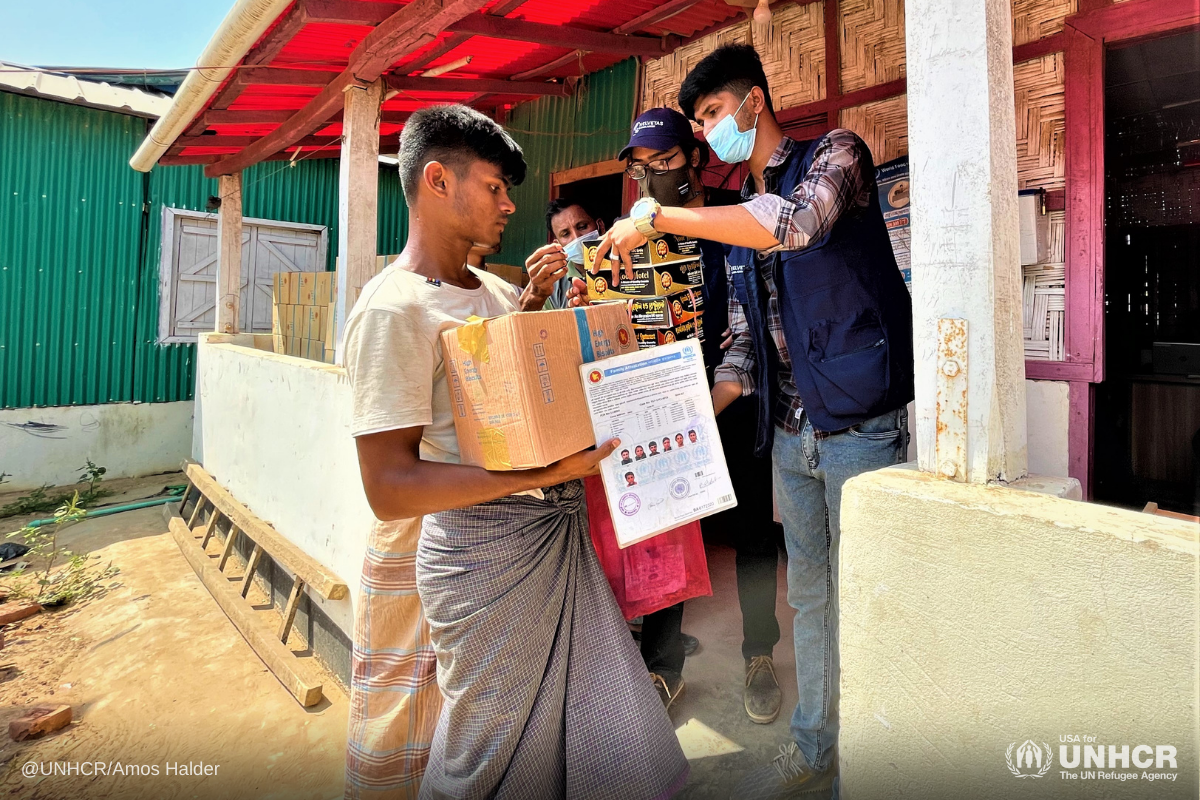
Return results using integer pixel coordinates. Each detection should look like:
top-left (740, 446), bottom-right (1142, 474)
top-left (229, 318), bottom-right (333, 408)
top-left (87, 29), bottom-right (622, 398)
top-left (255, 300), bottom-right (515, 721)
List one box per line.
top-left (720, 327), bottom-right (734, 351)
top-left (711, 381), bottom-right (742, 416)
top-left (592, 219), bottom-right (643, 285)
top-left (524, 244), bottom-right (568, 299)
top-left (565, 277), bottom-right (589, 308)
top-left (542, 438), bottom-right (621, 484)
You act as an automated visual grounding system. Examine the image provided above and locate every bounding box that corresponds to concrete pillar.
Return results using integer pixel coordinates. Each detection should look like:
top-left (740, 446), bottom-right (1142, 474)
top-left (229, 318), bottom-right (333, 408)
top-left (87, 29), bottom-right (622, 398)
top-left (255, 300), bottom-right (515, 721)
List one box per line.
top-left (906, 0), bottom-right (1028, 483)
top-left (334, 79), bottom-right (383, 362)
top-left (215, 172), bottom-right (243, 334)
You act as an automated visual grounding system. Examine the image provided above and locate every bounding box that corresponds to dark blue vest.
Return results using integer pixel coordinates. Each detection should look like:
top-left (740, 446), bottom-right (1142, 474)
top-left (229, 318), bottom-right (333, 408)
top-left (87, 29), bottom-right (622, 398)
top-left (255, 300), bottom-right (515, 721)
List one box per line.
top-left (728, 136), bottom-right (914, 454)
top-left (697, 237), bottom-right (730, 387)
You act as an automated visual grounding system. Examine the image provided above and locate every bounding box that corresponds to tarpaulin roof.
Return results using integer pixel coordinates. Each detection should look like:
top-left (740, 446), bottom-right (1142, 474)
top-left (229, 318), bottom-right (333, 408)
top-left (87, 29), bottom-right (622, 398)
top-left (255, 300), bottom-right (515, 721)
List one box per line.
top-left (136, 0), bottom-right (754, 176)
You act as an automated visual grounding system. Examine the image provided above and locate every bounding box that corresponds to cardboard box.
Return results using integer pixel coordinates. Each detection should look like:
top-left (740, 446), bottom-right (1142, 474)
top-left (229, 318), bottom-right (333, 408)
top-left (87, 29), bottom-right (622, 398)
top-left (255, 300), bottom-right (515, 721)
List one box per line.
top-left (626, 288), bottom-right (705, 328)
top-left (484, 262), bottom-right (530, 289)
top-left (441, 303), bottom-right (638, 470)
top-left (306, 306), bottom-right (325, 340)
top-left (299, 273), bottom-right (316, 306)
top-left (314, 272), bottom-right (334, 305)
top-left (583, 234), bottom-right (704, 300)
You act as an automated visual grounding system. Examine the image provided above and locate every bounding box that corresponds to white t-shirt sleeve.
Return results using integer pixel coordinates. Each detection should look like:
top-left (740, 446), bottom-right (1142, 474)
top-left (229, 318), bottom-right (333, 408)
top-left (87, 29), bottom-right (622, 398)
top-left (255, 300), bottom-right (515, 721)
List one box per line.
top-left (343, 307), bottom-right (436, 437)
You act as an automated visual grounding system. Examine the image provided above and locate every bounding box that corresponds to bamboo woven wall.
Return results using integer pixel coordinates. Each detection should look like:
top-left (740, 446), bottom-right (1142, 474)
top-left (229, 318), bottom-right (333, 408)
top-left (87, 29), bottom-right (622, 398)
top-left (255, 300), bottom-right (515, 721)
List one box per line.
top-left (640, 1), bottom-right (826, 114)
top-left (839, 0), bottom-right (906, 93)
top-left (1023, 211), bottom-right (1067, 360)
top-left (1014, 52), bottom-right (1066, 190)
top-left (1012, 0), bottom-right (1076, 46)
top-left (839, 94), bottom-right (909, 163)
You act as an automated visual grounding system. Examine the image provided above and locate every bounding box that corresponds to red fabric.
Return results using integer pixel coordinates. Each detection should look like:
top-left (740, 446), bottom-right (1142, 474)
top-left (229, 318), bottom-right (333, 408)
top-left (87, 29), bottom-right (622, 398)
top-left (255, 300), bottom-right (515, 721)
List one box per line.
top-left (583, 476), bottom-right (712, 621)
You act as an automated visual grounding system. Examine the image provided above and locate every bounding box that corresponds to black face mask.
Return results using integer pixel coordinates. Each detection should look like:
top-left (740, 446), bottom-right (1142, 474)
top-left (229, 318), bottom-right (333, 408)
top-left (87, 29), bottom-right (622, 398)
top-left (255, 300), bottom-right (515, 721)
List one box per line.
top-left (639, 165), bottom-right (702, 207)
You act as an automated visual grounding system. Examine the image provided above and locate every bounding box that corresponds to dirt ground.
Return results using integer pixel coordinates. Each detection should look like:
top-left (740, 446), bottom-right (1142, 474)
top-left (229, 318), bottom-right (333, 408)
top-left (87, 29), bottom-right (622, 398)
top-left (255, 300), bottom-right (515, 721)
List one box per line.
top-left (0, 472), bottom-right (808, 799)
top-left (0, 474), bottom-right (346, 800)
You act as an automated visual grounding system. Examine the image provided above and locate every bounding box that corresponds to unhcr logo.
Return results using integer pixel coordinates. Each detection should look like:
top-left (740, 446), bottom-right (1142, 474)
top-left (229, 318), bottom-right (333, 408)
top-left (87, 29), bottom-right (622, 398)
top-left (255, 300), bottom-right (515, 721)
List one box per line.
top-left (1006, 740), bottom-right (1053, 778)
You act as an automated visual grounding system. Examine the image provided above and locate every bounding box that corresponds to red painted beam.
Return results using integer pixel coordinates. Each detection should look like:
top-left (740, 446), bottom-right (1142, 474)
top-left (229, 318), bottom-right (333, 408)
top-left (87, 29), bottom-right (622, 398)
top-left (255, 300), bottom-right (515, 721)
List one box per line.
top-left (613, 0), bottom-right (705, 35)
top-left (446, 14), bottom-right (674, 56)
top-left (511, 50), bottom-right (585, 81)
top-left (234, 67), bottom-right (339, 86)
top-left (205, 0), bottom-right (489, 177)
top-left (1069, 0), bottom-right (1200, 40)
top-left (1012, 31), bottom-right (1065, 63)
top-left (385, 74), bottom-right (569, 96)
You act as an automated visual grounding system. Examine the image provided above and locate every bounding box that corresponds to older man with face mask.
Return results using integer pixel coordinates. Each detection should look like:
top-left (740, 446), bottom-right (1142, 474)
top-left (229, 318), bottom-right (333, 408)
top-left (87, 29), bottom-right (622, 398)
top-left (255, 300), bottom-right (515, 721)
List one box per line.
top-left (525, 198), bottom-right (606, 310)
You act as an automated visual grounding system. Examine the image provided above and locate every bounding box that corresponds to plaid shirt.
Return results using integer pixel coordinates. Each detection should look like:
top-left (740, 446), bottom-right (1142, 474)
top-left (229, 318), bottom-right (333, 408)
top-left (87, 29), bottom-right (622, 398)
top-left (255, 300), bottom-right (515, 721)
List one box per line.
top-left (713, 130), bottom-right (874, 433)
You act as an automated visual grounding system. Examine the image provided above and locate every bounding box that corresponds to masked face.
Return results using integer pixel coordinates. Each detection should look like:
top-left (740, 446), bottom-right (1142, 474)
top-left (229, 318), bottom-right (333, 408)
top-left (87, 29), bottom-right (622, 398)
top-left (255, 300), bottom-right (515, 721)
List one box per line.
top-left (638, 165), bottom-right (701, 207)
top-left (562, 230), bottom-right (596, 265)
top-left (706, 90), bottom-right (758, 164)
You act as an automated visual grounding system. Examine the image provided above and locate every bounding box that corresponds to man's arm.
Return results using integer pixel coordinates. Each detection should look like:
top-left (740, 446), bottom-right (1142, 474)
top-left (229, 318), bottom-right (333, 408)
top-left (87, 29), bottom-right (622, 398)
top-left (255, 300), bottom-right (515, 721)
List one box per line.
top-left (594, 130), bottom-right (871, 271)
top-left (357, 426), bottom-right (619, 520)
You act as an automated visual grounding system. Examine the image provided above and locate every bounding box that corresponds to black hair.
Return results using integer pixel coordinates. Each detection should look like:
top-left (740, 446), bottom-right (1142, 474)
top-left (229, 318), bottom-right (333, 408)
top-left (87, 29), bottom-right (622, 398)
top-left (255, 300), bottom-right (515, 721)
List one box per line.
top-left (678, 44), bottom-right (774, 122)
top-left (544, 197), bottom-right (598, 234)
top-left (680, 136), bottom-right (710, 172)
top-left (398, 105), bottom-right (526, 204)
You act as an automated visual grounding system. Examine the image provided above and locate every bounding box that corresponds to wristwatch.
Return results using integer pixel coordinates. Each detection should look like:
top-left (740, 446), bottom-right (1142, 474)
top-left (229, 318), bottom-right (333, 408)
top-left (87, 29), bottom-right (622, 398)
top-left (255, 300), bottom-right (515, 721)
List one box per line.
top-left (631, 197), bottom-right (663, 239)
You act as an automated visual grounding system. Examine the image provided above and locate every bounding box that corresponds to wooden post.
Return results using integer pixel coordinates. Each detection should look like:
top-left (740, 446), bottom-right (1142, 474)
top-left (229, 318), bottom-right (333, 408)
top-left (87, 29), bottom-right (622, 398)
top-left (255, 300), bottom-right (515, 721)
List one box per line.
top-left (216, 172), bottom-right (244, 333)
top-left (334, 79), bottom-right (384, 363)
top-left (906, 0), bottom-right (1028, 483)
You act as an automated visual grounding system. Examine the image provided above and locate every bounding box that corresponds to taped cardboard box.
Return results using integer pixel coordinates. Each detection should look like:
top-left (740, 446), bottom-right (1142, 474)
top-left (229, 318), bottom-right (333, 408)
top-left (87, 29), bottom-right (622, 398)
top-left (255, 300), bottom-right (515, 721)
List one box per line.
top-left (583, 234), bottom-right (704, 300)
top-left (442, 303), bottom-right (638, 470)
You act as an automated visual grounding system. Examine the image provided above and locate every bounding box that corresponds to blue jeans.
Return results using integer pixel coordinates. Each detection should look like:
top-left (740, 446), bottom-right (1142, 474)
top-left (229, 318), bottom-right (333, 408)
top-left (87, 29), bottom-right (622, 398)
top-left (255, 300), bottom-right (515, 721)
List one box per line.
top-left (773, 408), bottom-right (908, 773)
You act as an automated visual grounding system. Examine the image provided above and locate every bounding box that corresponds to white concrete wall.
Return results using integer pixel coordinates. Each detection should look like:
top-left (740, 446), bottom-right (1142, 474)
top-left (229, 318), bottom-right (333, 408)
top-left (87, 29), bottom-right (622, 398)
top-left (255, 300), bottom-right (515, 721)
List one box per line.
top-left (840, 466), bottom-right (1198, 799)
top-left (1026, 379), bottom-right (1069, 478)
top-left (0, 401), bottom-right (194, 491)
top-left (193, 334), bottom-right (373, 634)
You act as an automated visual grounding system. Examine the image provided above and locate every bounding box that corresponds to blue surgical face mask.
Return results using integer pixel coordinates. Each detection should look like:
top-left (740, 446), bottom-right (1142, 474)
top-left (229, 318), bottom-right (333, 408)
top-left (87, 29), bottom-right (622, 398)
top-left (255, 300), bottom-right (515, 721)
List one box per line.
top-left (707, 91), bottom-right (758, 164)
top-left (563, 229), bottom-right (597, 265)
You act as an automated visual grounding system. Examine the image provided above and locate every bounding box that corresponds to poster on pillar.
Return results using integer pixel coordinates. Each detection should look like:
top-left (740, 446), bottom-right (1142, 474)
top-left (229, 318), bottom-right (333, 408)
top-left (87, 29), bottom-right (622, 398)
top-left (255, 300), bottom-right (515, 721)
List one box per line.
top-left (876, 156), bottom-right (912, 293)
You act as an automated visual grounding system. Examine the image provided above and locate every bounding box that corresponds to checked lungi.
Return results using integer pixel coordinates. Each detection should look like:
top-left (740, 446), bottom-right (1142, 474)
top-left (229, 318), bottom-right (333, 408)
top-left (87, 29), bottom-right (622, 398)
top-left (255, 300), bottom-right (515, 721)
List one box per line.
top-left (345, 517), bottom-right (444, 799)
top-left (416, 481), bottom-right (689, 800)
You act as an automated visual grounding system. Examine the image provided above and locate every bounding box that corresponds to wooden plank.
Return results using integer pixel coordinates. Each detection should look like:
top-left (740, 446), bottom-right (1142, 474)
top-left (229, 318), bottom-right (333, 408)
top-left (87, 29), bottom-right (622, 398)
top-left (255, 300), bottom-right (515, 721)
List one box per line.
top-left (205, 0), bottom-right (490, 178)
top-left (824, 0), bottom-right (840, 100)
top-left (512, 51), bottom-right (584, 82)
top-left (186, 495), bottom-right (207, 529)
top-left (334, 78), bottom-right (384, 363)
top-left (185, 463), bottom-right (349, 600)
top-left (613, 0), bottom-right (704, 34)
top-left (278, 579), bottom-right (306, 644)
top-left (1012, 31), bottom-right (1065, 64)
top-left (551, 158), bottom-right (625, 187)
top-left (1069, 0), bottom-right (1200, 40)
top-left (216, 173), bottom-right (243, 334)
top-left (167, 513), bottom-right (323, 707)
top-left (200, 510), bottom-right (222, 548)
top-left (446, 14), bottom-right (672, 56)
top-left (241, 544), bottom-right (264, 599)
top-left (217, 525), bottom-right (241, 572)
top-left (235, 68), bottom-right (339, 87)
top-left (384, 75), bottom-right (569, 97)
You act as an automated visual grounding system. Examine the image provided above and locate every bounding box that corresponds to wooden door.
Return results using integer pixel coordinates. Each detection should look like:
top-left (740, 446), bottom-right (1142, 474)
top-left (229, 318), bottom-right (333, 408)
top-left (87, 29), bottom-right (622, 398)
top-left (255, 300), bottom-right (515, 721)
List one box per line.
top-left (170, 216), bottom-right (250, 338)
top-left (243, 224), bottom-right (325, 332)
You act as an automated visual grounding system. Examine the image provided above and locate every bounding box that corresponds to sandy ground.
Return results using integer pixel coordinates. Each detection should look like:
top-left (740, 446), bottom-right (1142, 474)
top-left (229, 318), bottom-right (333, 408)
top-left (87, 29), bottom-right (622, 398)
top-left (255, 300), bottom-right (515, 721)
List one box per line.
top-left (0, 475), bottom-right (346, 800)
top-left (0, 473), bottom-right (810, 799)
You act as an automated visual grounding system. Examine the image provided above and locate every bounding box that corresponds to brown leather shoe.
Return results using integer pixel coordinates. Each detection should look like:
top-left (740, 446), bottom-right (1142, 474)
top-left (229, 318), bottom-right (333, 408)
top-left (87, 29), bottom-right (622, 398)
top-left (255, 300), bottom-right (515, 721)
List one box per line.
top-left (745, 656), bottom-right (783, 724)
top-left (650, 671), bottom-right (686, 712)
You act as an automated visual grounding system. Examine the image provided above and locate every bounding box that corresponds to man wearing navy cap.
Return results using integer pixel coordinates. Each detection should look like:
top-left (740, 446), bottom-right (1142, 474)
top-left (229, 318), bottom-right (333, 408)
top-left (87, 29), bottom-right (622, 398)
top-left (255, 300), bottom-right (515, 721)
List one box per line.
top-left (619, 107), bottom-right (785, 726)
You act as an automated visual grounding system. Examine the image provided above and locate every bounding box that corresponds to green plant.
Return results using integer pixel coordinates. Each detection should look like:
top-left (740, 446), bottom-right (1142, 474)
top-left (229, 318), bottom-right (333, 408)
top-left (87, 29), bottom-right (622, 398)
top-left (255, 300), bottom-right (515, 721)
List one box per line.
top-left (4, 492), bottom-right (118, 606)
top-left (0, 462), bottom-right (111, 518)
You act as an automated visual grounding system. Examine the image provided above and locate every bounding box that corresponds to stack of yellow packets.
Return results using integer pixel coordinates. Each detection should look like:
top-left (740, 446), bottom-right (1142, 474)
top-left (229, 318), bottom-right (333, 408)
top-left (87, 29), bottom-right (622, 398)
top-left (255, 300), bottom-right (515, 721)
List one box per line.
top-left (582, 233), bottom-right (705, 349)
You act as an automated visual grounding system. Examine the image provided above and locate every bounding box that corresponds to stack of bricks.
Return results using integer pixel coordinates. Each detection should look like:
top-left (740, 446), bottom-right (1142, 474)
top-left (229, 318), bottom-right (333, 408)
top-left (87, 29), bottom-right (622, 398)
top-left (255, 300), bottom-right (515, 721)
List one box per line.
top-left (272, 272), bottom-right (336, 363)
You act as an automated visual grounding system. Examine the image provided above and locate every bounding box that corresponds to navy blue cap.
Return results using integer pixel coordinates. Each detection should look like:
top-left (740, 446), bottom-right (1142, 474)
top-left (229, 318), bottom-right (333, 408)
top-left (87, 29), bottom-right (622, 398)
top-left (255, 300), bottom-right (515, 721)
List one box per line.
top-left (619, 108), bottom-right (698, 161)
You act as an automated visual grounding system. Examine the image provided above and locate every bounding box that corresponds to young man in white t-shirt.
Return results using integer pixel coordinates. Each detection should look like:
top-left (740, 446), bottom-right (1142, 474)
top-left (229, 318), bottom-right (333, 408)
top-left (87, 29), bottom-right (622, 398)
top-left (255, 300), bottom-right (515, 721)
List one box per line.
top-left (341, 105), bottom-right (687, 800)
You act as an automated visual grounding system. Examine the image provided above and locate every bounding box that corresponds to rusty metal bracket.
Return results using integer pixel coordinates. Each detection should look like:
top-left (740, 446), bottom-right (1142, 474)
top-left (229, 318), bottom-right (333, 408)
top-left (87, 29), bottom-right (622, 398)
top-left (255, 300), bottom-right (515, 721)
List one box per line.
top-left (935, 318), bottom-right (968, 481)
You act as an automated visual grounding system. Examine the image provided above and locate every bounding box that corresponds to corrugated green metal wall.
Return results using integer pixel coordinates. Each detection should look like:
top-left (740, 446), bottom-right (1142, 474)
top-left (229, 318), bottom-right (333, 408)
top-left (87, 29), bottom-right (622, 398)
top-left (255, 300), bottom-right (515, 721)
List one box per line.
top-left (0, 90), bottom-right (410, 409)
top-left (494, 58), bottom-right (638, 267)
top-left (0, 92), bottom-right (146, 409)
top-left (0, 60), bottom-right (633, 409)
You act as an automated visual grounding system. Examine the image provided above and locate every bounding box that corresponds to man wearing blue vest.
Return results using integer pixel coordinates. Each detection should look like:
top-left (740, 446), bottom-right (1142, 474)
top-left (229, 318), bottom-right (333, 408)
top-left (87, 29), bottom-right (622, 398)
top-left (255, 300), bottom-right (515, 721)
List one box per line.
top-left (595, 44), bottom-right (913, 798)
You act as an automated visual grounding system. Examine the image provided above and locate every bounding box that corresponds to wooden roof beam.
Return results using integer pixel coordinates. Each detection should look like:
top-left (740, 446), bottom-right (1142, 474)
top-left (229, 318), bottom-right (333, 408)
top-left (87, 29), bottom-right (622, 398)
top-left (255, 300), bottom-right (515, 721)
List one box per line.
top-left (234, 67), bottom-right (339, 86)
top-left (199, 108), bottom-right (410, 126)
top-left (446, 15), bottom-right (676, 56)
top-left (384, 75), bottom-right (569, 97)
top-left (613, 0), bottom-right (705, 35)
top-left (397, 0), bottom-right (530, 73)
top-left (205, 0), bottom-right (489, 177)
